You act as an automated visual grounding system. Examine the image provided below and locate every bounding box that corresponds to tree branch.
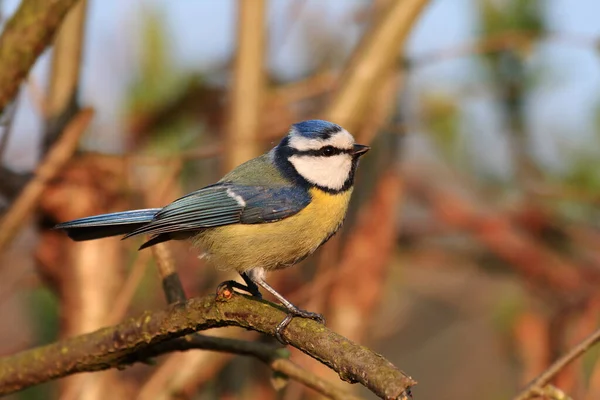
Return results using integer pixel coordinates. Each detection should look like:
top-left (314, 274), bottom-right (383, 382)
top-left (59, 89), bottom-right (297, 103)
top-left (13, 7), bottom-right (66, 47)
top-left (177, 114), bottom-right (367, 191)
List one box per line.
top-left (150, 243), bottom-right (187, 304)
top-left (0, 0), bottom-right (82, 114)
top-left (148, 241), bottom-right (367, 399)
top-left (224, 0), bottom-right (266, 171)
top-left (43, 0), bottom-right (87, 152)
top-left (136, 335), bottom-right (363, 400)
top-left (0, 291), bottom-right (415, 399)
top-left (513, 326), bottom-right (600, 400)
top-left (146, 244), bottom-right (364, 399)
top-left (324, 0), bottom-right (429, 132)
top-left (0, 108), bottom-right (93, 253)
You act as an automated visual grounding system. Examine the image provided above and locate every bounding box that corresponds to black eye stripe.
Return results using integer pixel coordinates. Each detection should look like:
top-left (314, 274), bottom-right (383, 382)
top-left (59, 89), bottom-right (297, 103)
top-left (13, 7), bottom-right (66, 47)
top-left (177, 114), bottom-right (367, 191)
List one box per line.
top-left (289, 147), bottom-right (352, 157)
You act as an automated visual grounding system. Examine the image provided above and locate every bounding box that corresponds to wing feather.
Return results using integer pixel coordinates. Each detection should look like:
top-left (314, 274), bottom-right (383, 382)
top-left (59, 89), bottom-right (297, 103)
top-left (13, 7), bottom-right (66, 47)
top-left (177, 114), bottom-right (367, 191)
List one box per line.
top-left (124, 183), bottom-right (310, 238)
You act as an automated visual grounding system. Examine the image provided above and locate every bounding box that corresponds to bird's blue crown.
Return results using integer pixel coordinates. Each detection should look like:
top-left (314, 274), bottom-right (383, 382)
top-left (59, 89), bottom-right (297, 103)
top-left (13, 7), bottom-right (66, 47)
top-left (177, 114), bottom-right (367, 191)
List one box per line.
top-left (290, 120), bottom-right (342, 140)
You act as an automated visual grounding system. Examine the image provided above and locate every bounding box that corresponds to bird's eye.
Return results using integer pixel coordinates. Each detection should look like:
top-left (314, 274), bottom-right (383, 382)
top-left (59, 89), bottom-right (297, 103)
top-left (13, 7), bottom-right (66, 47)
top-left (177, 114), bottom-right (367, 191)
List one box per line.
top-left (321, 146), bottom-right (335, 156)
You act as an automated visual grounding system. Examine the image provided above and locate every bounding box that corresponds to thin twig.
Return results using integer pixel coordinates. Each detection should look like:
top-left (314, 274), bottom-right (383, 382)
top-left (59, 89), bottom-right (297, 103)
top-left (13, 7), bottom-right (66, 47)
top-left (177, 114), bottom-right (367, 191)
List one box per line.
top-left (0, 94), bottom-right (18, 162)
top-left (270, 358), bottom-right (361, 400)
top-left (0, 291), bottom-right (415, 399)
top-left (0, 108), bottom-right (93, 252)
top-left (133, 335), bottom-right (363, 400)
top-left (136, 330), bottom-right (252, 400)
top-left (513, 327), bottom-right (600, 400)
top-left (410, 30), bottom-right (600, 69)
top-left (151, 243), bottom-right (186, 304)
top-left (145, 160), bottom-right (188, 304)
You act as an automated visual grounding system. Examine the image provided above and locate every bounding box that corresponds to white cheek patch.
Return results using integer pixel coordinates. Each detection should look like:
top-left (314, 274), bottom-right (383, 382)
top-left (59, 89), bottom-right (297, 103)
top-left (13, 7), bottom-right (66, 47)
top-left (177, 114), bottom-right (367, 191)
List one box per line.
top-left (289, 154), bottom-right (352, 190)
top-left (289, 129), bottom-right (355, 151)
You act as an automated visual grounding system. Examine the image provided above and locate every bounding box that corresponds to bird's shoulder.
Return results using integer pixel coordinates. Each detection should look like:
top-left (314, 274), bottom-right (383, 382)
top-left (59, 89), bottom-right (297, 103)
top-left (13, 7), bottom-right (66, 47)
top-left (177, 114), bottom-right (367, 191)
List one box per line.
top-left (219, 153), bottom-right (293, 187)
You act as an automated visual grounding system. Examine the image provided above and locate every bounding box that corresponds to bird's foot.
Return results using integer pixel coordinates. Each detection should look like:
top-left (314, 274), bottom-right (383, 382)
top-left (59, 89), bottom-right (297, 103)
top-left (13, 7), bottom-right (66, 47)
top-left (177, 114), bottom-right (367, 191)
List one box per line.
top-left (275, 308), bottom-right (325, 344)
top-left (215, 280), bottom-right (260, 299)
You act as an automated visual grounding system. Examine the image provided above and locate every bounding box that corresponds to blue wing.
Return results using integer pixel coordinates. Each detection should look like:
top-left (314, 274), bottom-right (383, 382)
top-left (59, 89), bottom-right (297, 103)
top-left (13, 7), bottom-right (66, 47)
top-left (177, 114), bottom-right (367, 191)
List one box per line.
top-left (55, 209), bottom-right (161, 241)
top-left (124, 183), bottom-right (311, 239)
top-left (55, 183), bottom-right (311, 249)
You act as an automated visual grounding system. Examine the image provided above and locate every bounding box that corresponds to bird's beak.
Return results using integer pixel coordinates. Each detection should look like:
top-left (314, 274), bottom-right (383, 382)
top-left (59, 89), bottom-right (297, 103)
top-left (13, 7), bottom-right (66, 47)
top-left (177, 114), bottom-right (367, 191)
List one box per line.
top-left (352, 144), bottom-right (370, 157)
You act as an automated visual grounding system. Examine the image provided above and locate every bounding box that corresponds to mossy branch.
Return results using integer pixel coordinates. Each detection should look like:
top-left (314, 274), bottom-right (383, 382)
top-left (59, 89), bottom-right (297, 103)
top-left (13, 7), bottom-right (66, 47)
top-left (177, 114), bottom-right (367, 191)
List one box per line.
top-left (0, 0), bottom-right (81, 114)
top-left (0, 290), bottom-right (415, 399)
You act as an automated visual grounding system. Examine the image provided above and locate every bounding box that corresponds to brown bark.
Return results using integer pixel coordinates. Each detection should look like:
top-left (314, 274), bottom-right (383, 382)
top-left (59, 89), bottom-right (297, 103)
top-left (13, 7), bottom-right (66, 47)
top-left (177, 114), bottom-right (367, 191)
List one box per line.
top-left (0, 0), bottom-right (82, 114)
top-left (0, 291), bottom-right (415, 400)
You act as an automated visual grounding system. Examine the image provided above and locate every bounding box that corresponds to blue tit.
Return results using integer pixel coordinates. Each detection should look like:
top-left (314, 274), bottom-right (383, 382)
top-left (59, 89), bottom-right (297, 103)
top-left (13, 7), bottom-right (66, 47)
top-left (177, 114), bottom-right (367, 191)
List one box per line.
top-left (55, 119), bottom-right (370, 341)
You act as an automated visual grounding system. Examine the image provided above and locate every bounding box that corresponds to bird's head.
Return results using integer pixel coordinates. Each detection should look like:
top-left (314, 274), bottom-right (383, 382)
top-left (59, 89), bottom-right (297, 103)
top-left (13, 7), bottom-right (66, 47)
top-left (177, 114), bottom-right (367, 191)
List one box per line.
top-left (272, 120), bottom-right (370, 193)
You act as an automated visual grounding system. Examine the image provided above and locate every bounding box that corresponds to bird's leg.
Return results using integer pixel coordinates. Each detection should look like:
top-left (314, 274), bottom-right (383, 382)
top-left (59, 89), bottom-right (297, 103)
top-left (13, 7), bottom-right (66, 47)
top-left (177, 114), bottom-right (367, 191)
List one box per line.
top-left (240, 271), bottom-right (262, 299)
top-left (216, 272), bottom-right (263, 298)
top-left (246, 268), bottom-right (325, 344)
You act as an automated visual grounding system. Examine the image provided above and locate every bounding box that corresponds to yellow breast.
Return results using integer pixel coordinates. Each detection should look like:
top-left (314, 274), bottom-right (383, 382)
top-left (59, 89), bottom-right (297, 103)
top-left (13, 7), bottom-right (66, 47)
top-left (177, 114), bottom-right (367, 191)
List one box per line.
top-left (194, 187), bottom-right (353, 273)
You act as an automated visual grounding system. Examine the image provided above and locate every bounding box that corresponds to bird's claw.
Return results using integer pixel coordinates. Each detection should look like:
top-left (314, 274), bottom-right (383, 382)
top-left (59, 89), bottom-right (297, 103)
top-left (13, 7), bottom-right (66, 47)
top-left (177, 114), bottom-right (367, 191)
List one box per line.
top-left (216, 280), bottom-right (262, 299)
top-left (215, 280), bottom-right (237, 299)
top-left (275, 310), bottom-right (325, 344)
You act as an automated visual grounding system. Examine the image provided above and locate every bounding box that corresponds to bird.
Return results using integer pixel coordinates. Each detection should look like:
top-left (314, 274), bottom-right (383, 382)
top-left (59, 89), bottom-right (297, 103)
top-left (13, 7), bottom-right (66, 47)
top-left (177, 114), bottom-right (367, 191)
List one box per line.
top-left (55, 119), bottom-right (370, 342)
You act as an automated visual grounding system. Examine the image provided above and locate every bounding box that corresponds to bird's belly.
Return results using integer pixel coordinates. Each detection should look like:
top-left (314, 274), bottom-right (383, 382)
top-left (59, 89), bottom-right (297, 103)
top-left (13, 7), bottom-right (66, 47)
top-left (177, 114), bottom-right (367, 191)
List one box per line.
top-left (193, 188), bottom-right (352, 272)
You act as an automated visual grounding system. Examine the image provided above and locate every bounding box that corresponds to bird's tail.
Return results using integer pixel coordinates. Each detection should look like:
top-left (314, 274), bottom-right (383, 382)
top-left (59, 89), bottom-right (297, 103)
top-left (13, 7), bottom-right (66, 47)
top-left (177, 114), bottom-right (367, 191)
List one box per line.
top-left (54, 209), bottom-right (161, 241)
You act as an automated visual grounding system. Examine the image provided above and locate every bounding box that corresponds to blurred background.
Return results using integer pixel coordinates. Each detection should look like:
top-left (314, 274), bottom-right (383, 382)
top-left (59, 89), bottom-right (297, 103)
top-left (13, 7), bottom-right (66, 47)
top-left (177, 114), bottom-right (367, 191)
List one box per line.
top-left (1, 0), bottom-right (600, 399)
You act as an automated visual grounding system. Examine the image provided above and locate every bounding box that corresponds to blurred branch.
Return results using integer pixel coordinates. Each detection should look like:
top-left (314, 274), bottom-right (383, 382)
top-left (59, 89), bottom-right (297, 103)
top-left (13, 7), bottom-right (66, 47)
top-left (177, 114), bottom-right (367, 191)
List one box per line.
top-left (0, 97), bottom-right (29, 204)
top-left (0, 0), bottom-right (82, 114)
top-left (0, 291), bottom-right (415, 399)
top-left (0, 167), bottom-right (31, 203)
top-left (513, 326), bottom-right (600, 400)
top-left (0, 95), bottom-right (18, 162)
top-left (126, 71), bottom-right (336, 145)
top-left (404, 172), bottom-right (592, 293)
top-left (268, 71), bottom-right (336, 106)
top-left (0, 108), bottom-right (93, 253)
top-left (260, 71), bottom-right (337, 140)
top-left (151, 243), bottom-right (186, 304)
top-left (139, 335), bottom-right (363, 400)
top-left (44, 0), bottom-right (87, 151)
top-left (324, 0), bottom-right (429, 132)
top-left (411, 29), bottom-right (539, 68)
top-left (144, 163), bottom-right (187, 304)
top-left (125, 81), bottom-right (223, 140)
top-left (225, 0), bottom-right (266, 170)
top-left (137, 330), bottom-right (252, 400)
top-left (125, 143), bottom-right (223, 164)
top-left (514, 312), bottom-right (550, 387)
top-left (410, 30), bottom-right (600, 69)
top-left (46, 0), bottom-right (86, 117)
